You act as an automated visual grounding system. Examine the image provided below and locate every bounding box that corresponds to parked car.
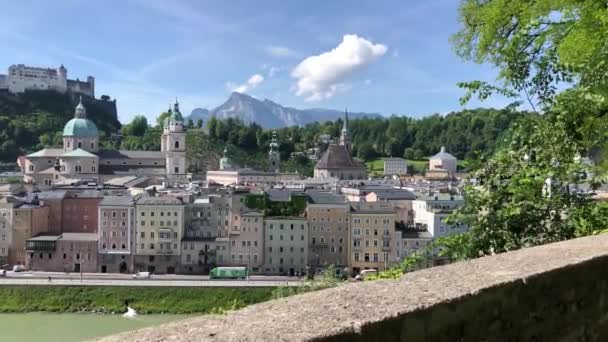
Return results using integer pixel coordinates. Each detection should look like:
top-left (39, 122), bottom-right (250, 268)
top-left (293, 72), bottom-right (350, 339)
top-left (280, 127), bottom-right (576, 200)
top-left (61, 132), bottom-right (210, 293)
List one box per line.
top-left (12, 265), bottom-right (25, 272)
top-left (355, 269), bottom-right (377, 281)
top-left (132, 271), bottom-right (151, 279)
top-left (0, 269), bottom-right (6, 276)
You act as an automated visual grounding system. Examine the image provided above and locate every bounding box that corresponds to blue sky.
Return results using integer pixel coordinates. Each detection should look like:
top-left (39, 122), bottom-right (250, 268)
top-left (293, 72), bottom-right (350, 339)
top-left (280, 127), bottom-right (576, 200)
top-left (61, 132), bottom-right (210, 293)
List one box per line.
top-left (0, 0), bottom-right (510, 123)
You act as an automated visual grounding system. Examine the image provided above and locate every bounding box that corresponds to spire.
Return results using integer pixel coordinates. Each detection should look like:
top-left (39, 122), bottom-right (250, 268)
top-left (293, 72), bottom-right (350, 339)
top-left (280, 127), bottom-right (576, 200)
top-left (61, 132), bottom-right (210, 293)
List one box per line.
top-left (173, 98), bottom-right (180, 114)
top-left (168, 103), bottom-right (172, 114)
top-left (75, 95), bottom-right (86, 118)
top-left (342, 108), bottom-right (349, 132)
top-left (340, 108), bottom-right (351, 149)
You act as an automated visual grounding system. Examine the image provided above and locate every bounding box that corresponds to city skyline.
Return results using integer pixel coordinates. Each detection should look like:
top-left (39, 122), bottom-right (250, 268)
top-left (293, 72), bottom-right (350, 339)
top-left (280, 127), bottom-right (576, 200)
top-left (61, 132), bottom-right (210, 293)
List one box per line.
top-left (0, 0), bottom-right (511, 123)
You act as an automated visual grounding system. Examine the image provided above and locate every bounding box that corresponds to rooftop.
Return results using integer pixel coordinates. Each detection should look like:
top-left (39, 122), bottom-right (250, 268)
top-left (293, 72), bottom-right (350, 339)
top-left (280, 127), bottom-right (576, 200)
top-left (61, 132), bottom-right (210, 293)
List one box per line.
top-left (315, 144), bottom-right (366, 170)
top-left (136, 196), bottom-right (183, 206)
top-left (100, 195), bottom-right (134, 206)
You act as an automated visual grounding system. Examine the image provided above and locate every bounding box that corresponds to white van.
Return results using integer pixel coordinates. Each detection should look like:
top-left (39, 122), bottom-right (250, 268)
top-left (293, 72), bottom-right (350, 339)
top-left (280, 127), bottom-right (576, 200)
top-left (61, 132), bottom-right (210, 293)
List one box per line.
top-left (132, 271), bottom-right (151, 279)
top-left (355, 269), bottom-right (377, 281)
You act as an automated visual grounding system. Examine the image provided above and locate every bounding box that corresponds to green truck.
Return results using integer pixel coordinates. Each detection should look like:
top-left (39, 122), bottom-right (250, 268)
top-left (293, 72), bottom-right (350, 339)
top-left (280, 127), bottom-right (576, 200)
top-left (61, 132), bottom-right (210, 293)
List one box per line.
top-left (209, 267), bottom-right (248, 280)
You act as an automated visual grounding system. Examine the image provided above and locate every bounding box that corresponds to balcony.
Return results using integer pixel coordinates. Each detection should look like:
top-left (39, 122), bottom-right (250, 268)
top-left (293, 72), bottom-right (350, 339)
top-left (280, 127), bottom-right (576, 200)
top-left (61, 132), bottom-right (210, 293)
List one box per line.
top-left (98, 234), bottom-right (608, 341)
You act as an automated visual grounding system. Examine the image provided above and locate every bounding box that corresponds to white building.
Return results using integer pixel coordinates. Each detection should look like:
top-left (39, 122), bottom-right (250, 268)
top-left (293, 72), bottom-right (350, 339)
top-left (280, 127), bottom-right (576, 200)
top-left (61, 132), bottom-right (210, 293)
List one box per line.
top-left (0, 64), bottom-right (94, 97)
top-left (429, 146), bottom-right (457, 173)
top-left (263, 217), bottom-right (308, 276)
top-left (412, 193), bottom-right (467, 238)
top-left (383, 158), bottom-right (408, 176)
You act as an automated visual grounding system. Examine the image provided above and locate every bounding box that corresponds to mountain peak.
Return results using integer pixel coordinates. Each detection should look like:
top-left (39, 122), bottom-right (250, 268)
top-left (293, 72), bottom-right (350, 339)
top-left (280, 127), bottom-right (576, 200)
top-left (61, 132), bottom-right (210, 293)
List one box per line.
top-left (187, 94), bottom-right (381, 128)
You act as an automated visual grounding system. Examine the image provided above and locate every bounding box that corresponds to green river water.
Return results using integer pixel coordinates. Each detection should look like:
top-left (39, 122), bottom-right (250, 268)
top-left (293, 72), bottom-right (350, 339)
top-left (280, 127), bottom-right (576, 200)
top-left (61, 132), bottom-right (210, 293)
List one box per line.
top-left (0, 313), bottom-right (189, 341)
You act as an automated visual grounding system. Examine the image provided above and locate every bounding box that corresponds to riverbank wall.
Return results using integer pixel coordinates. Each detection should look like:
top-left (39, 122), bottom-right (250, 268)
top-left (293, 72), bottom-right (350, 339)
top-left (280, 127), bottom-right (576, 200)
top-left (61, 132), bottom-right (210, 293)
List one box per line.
top-left (0, 286), bottom-right (275, 314)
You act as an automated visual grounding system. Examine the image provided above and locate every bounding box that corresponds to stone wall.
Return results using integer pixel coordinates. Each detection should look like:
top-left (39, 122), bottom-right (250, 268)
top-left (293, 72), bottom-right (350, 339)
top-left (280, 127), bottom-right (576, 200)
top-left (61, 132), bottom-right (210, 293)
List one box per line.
top-left (98, 233), bottom-right (608, 341)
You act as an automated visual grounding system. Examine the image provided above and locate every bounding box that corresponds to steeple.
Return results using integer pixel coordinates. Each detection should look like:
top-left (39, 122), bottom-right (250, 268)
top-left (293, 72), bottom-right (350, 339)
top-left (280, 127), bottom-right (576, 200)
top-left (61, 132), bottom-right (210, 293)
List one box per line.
top-left (75, 96), bottom-right (86, 118)
top-left (268, 130), bottom-right (280, 173)
top-left (173, 98), bottom-right (180, 114)
top-left (340, 108), bottom-right (351, 150)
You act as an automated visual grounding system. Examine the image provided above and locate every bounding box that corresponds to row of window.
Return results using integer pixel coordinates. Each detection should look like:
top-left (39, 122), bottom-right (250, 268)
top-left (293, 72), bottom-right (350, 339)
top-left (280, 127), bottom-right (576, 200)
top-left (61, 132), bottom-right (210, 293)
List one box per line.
top-left (268, 234), bottom-right (305, 241)
top-left (268, 246), bottom-right (306, 253)
top-left (352, 239), bottom-right (391, 248)
top-left (139, 220), bottom-right (179, 227)
top-left (102, 211), bottom-right (128, 218)
top-left (352, 228), bottom-right (391, 236)
top-left (267, 257), bottom-right (305, 265)
top-left (139, 231), bottom-right (178, 239)
top-left (230, 240), bottom-right (259, 247)
top-left (102, 221), bottom-right (127, 227)
top-left (267, 223), bottom-right (306, 230)
top-left (139, 243), bottom-right (178, 250)
top-left (311, 237), bottom-right (344, 245)
top-left (101, 243), bottom-right (127, 250)
top-left (140, 211), bottom-right (179, 217)
top-left (353, 252), bottom-right (387, 263)
top-left (352, 218), bottom-right (391, 225)
top-left (101, 231), bottom-right (127, 237)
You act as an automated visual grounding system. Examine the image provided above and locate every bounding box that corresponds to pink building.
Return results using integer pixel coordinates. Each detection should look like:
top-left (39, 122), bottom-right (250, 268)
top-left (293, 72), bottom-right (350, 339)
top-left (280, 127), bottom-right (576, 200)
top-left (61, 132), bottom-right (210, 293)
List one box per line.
top-left (26, 233), bottom-right (98, 273)
top-left (98, 196), bottom-right (134, 273)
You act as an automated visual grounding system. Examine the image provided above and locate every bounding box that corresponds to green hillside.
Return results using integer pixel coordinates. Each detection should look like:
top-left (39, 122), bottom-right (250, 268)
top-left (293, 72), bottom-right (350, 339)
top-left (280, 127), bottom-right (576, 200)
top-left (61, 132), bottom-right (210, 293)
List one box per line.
top-left (0, 90), bottom-right (120, 162)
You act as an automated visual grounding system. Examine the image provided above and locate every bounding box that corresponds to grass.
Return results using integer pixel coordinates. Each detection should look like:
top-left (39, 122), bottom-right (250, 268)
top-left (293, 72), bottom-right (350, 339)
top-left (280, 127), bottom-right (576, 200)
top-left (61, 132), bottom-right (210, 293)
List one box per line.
top-left (366, 158), bottom-right (429, 177)
top-left (0, 286), bottom-right (276, 314)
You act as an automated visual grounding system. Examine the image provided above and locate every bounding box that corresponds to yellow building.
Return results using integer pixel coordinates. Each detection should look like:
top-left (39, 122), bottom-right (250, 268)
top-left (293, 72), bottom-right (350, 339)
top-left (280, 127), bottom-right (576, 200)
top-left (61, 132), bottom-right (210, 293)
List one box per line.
top-left (348, 205), bottom-right (396, 276)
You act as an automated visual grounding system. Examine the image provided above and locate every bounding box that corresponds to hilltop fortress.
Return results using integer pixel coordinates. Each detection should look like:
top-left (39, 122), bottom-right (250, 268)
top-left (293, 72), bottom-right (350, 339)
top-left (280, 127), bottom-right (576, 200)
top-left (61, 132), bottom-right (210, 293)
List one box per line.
top-left (0, 64), bottom-right (94, 97)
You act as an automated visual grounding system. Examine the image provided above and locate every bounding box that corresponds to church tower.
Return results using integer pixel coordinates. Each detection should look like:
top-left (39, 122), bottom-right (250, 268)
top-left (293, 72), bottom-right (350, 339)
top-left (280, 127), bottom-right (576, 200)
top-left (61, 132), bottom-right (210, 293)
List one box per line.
top-left (268, 130), bottom-right (280, 173)
top-left (162, 99), bottom-right (187, 182)
top-left (339, 108), bottom-right (351, 152)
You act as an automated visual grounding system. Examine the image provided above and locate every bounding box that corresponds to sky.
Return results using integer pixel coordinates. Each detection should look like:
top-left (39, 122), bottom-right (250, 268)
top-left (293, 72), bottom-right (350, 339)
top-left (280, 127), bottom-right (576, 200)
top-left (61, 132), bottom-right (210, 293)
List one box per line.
top-left (0, 0), bottom-right (511, 123)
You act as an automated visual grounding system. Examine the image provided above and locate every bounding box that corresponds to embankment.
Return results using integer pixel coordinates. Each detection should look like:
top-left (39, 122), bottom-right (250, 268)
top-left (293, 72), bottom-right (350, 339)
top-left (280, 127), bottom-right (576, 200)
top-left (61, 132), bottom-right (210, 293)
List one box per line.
top-left (0, 286), bottom-right (275, 314)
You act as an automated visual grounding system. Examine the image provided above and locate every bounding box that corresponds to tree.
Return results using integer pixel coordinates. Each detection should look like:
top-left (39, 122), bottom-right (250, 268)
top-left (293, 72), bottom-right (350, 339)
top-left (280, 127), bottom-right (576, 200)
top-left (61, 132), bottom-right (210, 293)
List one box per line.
top-left (442, 0), bottom-right (608, 259)
top-left (121, 115), bottom-right (148, 137)
top-left (357, 143), bottom-right (376, 161)
top-left (196, 119), bottom-right (203, 128)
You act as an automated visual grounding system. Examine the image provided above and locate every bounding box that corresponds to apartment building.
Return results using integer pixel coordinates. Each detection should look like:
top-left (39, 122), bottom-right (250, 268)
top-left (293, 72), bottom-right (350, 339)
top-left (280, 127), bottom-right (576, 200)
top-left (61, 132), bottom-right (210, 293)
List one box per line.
top-left (412, 193), bottom-right (467, 238)
top-left (263, 217), bottom-right (308, 276)
top-left (26, 233), bottom-right (98, 273)
top-left (306, 192), bottom-right (349, 271)
top-left (348, 205), bottom-right (397, 275)
top-left (229, 210), bottom-right (264, 272)
top-left (11, 199), bottom-right (50, 265)
top-left (98, 196), bottom-right (134, 273)
top-left (62, 190), bottom-right (102, 233)
top-left (134, 196), bottom-right (184, 274)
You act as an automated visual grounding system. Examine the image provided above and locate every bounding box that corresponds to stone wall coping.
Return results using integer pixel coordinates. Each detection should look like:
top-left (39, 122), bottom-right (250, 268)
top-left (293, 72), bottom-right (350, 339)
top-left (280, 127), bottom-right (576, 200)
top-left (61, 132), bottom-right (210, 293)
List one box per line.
top-left (97, 233), bottom-right (608, 341)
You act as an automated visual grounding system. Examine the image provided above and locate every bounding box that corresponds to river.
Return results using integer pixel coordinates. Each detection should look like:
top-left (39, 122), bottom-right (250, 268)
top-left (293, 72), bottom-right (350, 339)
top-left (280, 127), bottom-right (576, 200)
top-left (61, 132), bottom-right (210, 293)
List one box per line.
top-left (0, 312), bottom-right (189, 341)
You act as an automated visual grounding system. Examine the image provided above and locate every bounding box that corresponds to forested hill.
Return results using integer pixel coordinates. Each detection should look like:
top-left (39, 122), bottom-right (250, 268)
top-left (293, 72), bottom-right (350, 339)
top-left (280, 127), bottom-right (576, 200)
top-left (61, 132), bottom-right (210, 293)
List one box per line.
top-left (0, 90), bottom-right (120, 162)
top-left (187, 108), bottom-right (531, 174)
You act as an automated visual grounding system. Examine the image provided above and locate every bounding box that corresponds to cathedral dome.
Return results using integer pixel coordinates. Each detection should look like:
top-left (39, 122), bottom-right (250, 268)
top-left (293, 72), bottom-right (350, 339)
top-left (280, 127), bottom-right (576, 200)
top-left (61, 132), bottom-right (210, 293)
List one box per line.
top-left (62, 97), bottom-right (98, 137)
top-left (63, 117), bottom-right (99, 137)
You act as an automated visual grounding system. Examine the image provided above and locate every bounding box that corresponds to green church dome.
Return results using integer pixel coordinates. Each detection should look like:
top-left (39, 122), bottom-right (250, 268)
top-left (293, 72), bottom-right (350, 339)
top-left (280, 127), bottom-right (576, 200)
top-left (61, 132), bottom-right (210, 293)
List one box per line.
top-left (63, 96), bottom-right (99, 137)
top-left (63, 117), bottom-right (99, 137)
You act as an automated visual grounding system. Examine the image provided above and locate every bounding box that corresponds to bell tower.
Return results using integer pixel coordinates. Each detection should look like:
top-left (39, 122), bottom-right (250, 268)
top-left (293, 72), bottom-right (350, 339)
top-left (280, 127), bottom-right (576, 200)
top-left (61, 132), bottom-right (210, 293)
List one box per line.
top-left (162, 99), bottom-right (187, 183)
top-left (268, 130), bottom-right (280, 173)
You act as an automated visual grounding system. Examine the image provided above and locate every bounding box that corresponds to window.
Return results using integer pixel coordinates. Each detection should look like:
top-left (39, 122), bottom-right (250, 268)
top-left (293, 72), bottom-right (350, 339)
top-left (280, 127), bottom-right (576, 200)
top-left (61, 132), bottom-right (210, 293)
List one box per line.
top-left (373, 253), bottom-right (379, 262)
top-left (364, 253), bottom-right (370, 262)
top-left (174, 167), bottom-right (179, 173)
top-left (140, 232), bottom-right (145, 238)
top-left (354, 252), bottom-right (360, 262)
top-left (140, 243), bottom-right (144, 250)
top-left (150, 243), bottom-right (155, 249)
top-left (175, 141), bottom-right (179, 149)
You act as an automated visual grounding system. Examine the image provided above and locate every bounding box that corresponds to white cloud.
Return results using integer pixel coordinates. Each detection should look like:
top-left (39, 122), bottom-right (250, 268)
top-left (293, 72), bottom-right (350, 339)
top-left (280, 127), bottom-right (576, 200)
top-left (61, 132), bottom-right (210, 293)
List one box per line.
top-left (291, 34), bottom-right (387, 101)
top-left (227, 73), bottom-right (265, 93)
top-left (266, 45), bottom-right (298, 58)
